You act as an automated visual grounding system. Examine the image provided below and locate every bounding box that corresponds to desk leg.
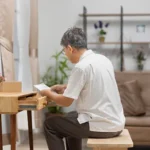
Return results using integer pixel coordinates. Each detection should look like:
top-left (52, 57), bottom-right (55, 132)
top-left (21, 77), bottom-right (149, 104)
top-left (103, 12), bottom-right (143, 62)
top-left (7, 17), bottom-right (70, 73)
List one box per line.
top-left (0, 114), bottom-right (3, 150)
top-left (27, 111), bottom-right (33, 150)
top-left (10, 114), bottom-right (16, 150)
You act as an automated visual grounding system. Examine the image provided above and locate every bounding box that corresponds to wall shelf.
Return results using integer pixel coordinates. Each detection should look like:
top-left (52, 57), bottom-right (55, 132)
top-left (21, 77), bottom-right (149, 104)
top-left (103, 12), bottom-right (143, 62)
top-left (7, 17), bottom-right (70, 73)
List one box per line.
top-left (79, 13), bottom-right (150, 17)
top-left (79, 6), bottom-right (150, 71)
top-left (88, 42), bottom-right (150, 45)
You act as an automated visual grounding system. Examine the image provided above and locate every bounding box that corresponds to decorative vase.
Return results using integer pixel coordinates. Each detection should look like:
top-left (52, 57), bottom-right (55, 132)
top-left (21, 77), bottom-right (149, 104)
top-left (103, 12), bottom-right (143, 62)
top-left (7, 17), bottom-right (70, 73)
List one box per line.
top-left (99, 36), bottom-right (105, 42)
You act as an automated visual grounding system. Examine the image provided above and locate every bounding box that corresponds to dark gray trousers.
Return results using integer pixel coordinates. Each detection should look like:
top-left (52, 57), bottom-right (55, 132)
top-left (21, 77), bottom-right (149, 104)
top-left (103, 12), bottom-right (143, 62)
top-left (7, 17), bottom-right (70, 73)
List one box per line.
top-left (44, 111), bottom-right (122, 150)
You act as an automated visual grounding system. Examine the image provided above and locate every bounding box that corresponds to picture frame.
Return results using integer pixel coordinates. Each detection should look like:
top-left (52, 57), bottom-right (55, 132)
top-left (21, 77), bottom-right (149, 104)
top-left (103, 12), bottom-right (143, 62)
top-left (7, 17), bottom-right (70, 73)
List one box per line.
top-left (136, 25), bottom-right (145, 33)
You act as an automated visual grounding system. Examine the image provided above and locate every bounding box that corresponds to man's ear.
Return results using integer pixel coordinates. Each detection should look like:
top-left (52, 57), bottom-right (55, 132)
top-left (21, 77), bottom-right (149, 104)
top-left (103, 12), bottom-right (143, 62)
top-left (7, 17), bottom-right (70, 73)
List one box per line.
top-left (67, 45), bottom-right (73, 53)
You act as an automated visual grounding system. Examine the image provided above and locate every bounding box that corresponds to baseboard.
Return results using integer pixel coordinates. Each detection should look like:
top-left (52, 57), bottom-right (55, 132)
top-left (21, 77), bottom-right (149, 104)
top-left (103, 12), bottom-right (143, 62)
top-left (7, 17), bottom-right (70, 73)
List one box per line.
top-left (2, 128), bottom-right (44, 145)
top-left (2, 133), bottom-right (10, 145)
top-left (33, 127), bottom-right (44, 133)
top-left (17, 127), bottom-right (44, 144)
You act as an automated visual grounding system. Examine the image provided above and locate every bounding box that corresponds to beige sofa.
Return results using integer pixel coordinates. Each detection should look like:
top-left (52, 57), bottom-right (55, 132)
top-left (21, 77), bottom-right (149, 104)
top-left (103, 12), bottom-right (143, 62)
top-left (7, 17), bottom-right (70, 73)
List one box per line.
top-left (115, 71), bottom-right (150, 146)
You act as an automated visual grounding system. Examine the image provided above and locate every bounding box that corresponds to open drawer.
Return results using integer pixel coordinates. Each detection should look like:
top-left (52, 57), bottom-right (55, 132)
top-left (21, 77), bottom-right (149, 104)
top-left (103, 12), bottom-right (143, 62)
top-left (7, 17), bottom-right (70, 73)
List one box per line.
top-left (18, 93), bottom-right (47, 110)
top-left (0, 92), bottom-right (47, 114)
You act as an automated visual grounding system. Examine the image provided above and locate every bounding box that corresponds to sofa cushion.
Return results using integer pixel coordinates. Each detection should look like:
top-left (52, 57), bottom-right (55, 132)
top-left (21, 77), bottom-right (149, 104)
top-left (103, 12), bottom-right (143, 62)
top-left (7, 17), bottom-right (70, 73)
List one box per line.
top-left (115, 71), bottom-right (150, 116)
top-left (126, 116), bottom-right (150, 127)
top-left (118, 80), bottom-right (146, 116)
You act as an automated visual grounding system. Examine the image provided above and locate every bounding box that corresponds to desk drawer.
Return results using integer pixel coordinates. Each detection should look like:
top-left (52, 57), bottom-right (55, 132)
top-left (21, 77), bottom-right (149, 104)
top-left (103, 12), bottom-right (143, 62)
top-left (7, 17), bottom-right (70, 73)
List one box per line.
top-left (18, 94), bottom-right (47, 110)
top-left (0, 92), bottom-right (47, 113)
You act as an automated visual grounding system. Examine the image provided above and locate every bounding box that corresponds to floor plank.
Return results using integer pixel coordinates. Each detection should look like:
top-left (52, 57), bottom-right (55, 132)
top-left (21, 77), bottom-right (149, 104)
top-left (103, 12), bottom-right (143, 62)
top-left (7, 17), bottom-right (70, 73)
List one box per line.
top-left (3, 133), bottom-right (150, 150)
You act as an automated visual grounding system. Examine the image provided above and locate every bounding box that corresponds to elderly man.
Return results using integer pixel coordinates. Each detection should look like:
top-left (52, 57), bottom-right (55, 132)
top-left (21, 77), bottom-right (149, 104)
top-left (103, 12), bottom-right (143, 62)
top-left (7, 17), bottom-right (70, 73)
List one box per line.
top-left (40, 27), bottom-right (125, 150)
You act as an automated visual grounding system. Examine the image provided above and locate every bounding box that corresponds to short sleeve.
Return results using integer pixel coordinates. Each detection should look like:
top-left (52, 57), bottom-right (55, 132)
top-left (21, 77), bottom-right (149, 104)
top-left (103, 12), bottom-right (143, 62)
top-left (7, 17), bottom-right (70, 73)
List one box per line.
top-left (63, 67), bottom-right (86, 100)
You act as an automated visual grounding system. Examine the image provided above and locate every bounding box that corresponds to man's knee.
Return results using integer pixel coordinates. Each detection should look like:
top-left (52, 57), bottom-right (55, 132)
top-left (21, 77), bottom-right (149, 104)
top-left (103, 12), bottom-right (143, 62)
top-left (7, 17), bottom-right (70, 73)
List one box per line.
top-left (44, 116), bottom-right (62, 129)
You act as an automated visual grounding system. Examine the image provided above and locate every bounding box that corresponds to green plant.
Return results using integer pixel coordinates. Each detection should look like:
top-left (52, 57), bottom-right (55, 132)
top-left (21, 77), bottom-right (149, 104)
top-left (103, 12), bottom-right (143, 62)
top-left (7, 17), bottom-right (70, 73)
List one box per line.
top-left (99, 29), bottom-right (106, 36)
top-left (135, 51), bottom-right (146, 71)
top-left (42, 51), bottom-right (70, 113)
top-left (94, 21), bottom-right (109, 37)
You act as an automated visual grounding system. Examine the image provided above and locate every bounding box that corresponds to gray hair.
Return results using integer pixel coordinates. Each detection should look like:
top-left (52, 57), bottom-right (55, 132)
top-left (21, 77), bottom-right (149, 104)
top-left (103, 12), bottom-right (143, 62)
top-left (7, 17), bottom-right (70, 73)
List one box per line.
top-left (60, 27), bottom-right (87, 49)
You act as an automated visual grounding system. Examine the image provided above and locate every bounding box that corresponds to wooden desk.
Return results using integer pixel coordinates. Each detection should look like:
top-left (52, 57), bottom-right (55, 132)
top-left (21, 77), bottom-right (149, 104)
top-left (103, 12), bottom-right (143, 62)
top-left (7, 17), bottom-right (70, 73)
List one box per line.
top-left (0, 91), bottom-right (47, 150)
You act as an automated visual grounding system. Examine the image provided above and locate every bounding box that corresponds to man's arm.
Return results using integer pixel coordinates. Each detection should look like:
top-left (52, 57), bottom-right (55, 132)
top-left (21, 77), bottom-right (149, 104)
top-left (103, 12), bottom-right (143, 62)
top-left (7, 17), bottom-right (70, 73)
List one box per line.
top-left (51, 84), bottom-right (67, 94)
top-left (40, 89), bottom-right (73, 107)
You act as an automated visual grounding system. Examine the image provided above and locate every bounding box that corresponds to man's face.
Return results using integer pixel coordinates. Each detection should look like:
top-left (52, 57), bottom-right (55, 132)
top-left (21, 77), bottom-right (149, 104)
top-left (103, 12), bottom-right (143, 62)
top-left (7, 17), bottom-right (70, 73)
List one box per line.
top-left (62, 45), bottom-right (75, 63)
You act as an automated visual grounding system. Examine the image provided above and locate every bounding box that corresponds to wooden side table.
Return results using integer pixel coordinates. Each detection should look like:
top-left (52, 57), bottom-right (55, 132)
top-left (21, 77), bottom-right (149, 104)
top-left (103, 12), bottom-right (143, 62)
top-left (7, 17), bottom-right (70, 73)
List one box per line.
top-left (0, 111), bottom-right (33, 150)
top-left (0, 94), bottom-right (47, 150)
top-left (0, 82), bottom-right (47, 150)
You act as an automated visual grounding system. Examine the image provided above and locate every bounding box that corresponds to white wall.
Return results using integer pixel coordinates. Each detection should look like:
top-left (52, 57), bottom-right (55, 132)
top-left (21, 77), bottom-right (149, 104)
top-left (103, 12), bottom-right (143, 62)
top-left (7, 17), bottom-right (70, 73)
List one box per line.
top-left (38, 0), bottom-right (150, 112)
top-left (1, 115), bottom-right (10, 134)
top-left (38, 0), bottom-right (150, 74)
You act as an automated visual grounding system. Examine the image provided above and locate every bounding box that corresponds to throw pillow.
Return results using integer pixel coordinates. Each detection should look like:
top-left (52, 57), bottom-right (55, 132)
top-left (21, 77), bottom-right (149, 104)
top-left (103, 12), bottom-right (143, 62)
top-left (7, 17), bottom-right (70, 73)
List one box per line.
top-left (118, 80), bottom-right (146, 116)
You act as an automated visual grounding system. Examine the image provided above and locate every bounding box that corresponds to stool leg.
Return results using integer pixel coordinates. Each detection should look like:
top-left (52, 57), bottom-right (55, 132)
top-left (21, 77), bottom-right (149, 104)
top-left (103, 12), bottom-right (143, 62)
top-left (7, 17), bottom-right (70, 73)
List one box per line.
top-left (10, 114), bottom-right (17, 150)
top-left (0, 114), bottom-right (3, 150)
top-left (27, 111), bottom-right (33, 150)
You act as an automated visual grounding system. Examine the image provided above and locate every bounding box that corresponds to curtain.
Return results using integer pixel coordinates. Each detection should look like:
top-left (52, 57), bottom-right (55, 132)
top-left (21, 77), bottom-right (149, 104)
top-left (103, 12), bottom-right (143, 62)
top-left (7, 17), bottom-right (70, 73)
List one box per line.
top-left (16, 0), bottom-right (36, 132)
top-left (0, 0), bottom-right (15, 145)
top-left (29, 0), bottom-right (43, 129)
top-left (16, 0), bottom-right (43, 133)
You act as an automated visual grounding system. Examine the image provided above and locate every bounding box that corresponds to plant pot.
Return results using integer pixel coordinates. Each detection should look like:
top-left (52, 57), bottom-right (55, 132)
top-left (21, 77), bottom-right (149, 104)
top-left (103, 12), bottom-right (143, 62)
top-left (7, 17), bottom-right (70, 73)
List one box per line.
top-left (99, 36), bottom-right (105, 42)
top-left (137, 63), bottom-right (144, 71)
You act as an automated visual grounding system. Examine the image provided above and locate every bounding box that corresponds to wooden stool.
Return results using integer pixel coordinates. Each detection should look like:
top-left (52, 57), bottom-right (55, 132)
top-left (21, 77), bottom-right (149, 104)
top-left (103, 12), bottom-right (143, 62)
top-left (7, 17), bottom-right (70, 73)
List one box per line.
top-left (87, 129), bottom-right (133, 150)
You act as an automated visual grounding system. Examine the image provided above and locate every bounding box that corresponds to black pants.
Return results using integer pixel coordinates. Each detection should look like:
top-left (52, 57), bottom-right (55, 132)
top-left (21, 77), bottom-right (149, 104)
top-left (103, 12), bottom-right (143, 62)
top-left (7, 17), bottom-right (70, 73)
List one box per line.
top-left (44, 111), bottom-right (122, 150)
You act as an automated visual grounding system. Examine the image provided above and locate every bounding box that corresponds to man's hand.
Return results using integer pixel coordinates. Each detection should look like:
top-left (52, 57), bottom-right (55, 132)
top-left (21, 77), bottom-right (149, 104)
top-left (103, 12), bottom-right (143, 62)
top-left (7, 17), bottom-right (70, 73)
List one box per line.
top-left (40, 89), bottom-right (52, 97)
top-left (40, 87), bottom-right (73, 107)
top-left (51, 84), bottom-right (67, 94)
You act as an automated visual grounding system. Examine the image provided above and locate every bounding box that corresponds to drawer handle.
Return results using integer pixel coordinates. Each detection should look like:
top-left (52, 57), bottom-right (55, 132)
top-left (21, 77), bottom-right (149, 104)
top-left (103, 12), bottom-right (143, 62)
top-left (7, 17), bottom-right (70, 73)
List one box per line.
top-left (43, 101), bottom-right (48, 106)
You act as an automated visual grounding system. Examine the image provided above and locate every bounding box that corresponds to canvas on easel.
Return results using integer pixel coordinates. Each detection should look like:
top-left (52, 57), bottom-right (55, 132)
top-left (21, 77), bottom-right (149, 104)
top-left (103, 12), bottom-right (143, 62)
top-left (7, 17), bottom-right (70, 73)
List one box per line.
top-left (0, 40), bottom-right (15, 81)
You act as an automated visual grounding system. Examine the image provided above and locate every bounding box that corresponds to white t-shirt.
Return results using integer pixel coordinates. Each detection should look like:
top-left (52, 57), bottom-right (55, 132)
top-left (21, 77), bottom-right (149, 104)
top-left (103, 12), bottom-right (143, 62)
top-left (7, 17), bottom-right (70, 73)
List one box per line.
top-left (63, 50), bottom-right (125, 132)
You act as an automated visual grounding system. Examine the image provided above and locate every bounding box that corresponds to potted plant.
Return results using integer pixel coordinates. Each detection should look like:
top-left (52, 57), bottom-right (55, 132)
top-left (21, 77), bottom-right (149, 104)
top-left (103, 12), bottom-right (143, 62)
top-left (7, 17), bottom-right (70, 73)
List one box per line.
top-left (135, 50), bottom-right (146, 71)
top-left (41, 51), bottom-right (70, 117)
top-left (94, 21), bottom-right (109, 42)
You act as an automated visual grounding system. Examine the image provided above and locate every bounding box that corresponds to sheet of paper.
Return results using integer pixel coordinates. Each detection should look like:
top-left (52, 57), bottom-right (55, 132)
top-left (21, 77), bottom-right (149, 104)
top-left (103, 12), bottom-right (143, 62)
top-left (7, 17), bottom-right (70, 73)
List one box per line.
top-left (34, 83), bottom-right (50, 91)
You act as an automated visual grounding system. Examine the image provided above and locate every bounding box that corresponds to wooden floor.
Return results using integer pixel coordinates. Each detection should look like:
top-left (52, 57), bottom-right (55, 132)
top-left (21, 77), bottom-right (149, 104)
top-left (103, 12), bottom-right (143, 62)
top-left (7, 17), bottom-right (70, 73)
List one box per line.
top-left (3, 133), bottom-right (150, 150)
top-left (3, 133), bottom-right (48, 150)
top-left (3, 133), bottom-right (91, 150)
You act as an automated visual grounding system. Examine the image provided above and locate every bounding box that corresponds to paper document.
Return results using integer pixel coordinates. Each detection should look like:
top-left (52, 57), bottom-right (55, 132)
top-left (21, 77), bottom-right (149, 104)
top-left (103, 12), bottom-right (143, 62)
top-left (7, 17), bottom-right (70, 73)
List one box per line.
top-left (34, 83), bottom-right (50, 91)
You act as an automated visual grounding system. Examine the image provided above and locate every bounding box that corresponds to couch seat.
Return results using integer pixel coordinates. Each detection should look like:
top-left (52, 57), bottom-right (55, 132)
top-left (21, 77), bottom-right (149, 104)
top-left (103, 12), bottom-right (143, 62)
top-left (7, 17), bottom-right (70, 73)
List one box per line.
top-left (126, 116), bottom-right (150, 127)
